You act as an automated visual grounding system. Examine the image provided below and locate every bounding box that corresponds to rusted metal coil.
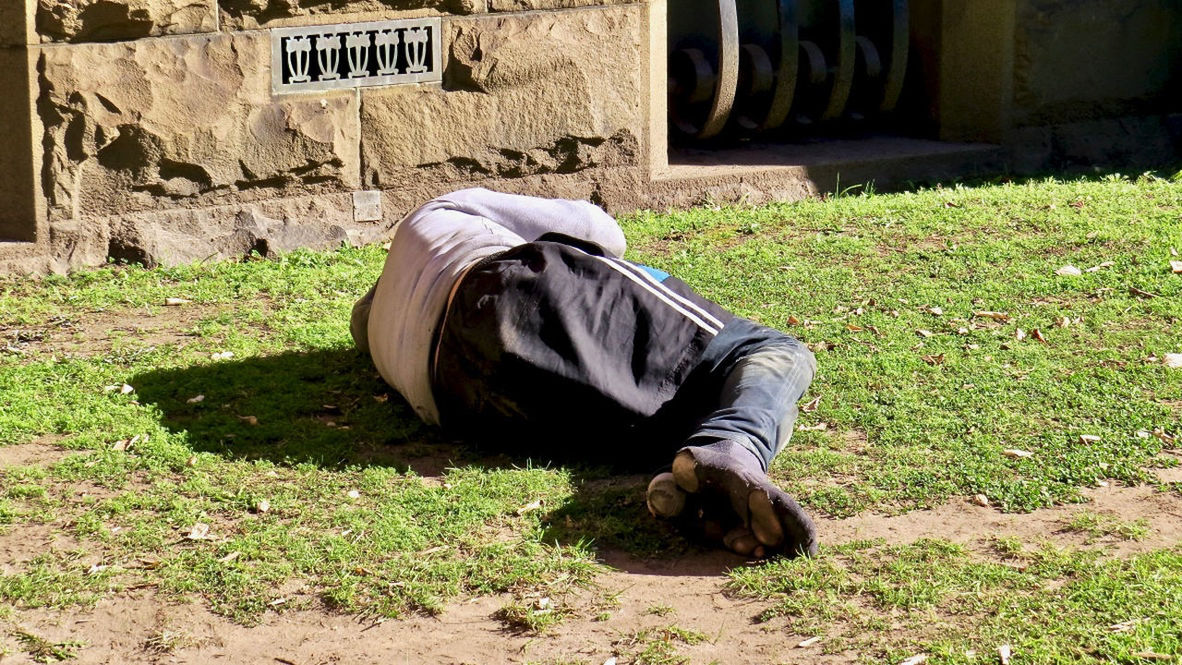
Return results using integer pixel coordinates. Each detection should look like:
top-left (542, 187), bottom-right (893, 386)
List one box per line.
top-left (668, 0), bottom-right (909, 140)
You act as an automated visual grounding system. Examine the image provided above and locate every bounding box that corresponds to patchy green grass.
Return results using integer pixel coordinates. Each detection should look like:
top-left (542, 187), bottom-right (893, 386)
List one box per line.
top-left (1, 173), bottom-right (1180, 661)
top-left (729, 538), bottom-right (1182, 663)
top-left (1063, 511), bottom-right (1152, 541)
top-left (616, 624), bottom-right (711, 665)
top-left (626, 172), bottom-right (1182, 515)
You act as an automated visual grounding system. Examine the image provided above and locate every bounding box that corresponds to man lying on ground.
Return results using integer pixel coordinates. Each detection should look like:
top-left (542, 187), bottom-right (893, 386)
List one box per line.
top-left (350, 188), bottom-right (818, 558)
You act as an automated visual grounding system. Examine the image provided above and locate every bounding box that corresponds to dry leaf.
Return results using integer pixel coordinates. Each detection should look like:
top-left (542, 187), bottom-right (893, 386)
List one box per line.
top-left (255, 499), bottom-right (271, 513)
top-left (164, 297), bottom-right (190, 306)
top-left (787, 315), bottom-right (801, 325)
top-left (801, 395), bottom-right (821, 412)
top-left (1055, 265), bottom-right (1082, 276)
top-left (187, 394), bottom-right (205, 404)
top-left (603, 658), bottom-right (618, 665)
top-left (1078, 434), bottom-right (1101, 445)
top-left (268, 598), bottom-right (287, 607)
top-left (1003, 449), bottom-right (1034, 459)
top-left (219, 551), bottom-right (241, 563)
top-left (239, 415), bottom-right (259, 426)
top-left (517, 499), bottom-right (543, 515)
top-left (1170, 260), bottom-right (1182, 274)
top-left (916, 329), bottom-right (935, 338)
top-left (211, 351), bottom-right (235, 361)
top-left (974, 311), bottom-right (1011, 322)
top-left (899, 654), bottom-right (928, 665)
top-left (1129, 286), bottom-right (1158, 298)
top-left (1031, 328), bottom-right (1048, 343)
top-left (928, 306), bottom-right (943, 316)
top-left (1163, 353), bottom-right (1182, 368)
top-left (186, 523), bottom-right (211, 540)
top-left (1085, 261), bottom-right (1114, 273)
top-left (1153, 429), bottom-right (1177, 445)
top-left (922, 354), bottom-right (945, 366)
top-left (973, 494), bottom-right (990, 507)
top-left (797, 423), bottom-right (828, 432)
top-left (797, 636), bottom-right (822, 648)
top-left (1172, 247), bottom-right (1179, 257)
top-left (373, 394), bottom-right (389, 403)
top-left (186, 455), bottom-right (198, 466)
top-left (1132, 653), bottom-right (1170, 662)
top-left (87, 563), bottom-right (109, 575)
top-left (111, 439), bottom-right (129, 451)
top-left (999, 644), bottom-right (1013, 665)
top-left (1056, 316), bottom-right (1071, 328)
top-left (846, 324), bottom-right (864, 332)
top-left (1136, 430), bottom-right (1151, 439)
top-left (1015, 328), bottom-right (1027, 341)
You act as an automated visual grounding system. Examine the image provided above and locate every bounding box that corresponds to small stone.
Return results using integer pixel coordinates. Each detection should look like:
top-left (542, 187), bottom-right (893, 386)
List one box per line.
top-left (346, 490), bottom-right (361, 499)
top-left (973, 494), bottom-right (990, 507)
top-left (255, 499), bottom-right (271, 513)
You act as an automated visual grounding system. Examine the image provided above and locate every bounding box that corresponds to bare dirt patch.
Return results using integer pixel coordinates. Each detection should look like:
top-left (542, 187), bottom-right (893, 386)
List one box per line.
top-left (1, 303), bottom-right (235, 357)
top-left (825, 482), bottom-right (1182, 557)
top-left (5, 483), bottom-right (1180, 664)
top-left (0, 436), bottom-right (73, 468)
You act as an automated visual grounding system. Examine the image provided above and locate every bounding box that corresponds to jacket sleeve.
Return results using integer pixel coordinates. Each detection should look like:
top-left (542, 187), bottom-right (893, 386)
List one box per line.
top-left (432, 187), bottom-right (627, 258)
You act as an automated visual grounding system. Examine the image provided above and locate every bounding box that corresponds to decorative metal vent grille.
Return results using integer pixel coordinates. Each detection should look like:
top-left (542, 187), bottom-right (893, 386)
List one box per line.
top-left (271, 18), bottom-right (442, 94)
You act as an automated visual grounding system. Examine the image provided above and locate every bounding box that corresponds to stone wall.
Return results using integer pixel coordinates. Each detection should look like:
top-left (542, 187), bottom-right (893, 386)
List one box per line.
top-left (1013, 0), bottom-right (1181, 127)
top-left (5, 0), bottom-right (653, 270)
top-left (2, 0), bottom-right (1179, 273)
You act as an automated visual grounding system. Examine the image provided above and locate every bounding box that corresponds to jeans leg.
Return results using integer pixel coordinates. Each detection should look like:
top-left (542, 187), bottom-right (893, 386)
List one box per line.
top-left (685, 325), bottom-right (816, 471)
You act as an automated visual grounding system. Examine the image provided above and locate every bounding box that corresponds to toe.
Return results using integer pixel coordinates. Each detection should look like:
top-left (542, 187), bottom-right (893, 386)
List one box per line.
top-left (671, 450), bottom-right (700, 493)
top-left (723, 526), bottom-right (760, 556)
top-left (646, 472), bottom-right (687, 518)
top-left (748, 489), bottom-right (785, 548)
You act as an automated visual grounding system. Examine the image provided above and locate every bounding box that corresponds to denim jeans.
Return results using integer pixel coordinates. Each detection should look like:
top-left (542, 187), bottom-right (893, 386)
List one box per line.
top-left (675, 318), bottom-right (817, 471)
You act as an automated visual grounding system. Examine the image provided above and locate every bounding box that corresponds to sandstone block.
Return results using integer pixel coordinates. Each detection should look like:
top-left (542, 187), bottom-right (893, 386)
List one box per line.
top-left (1, 1), bottom-right (35, 46)
top-left (36, 0), bottom-right (217, 42)
top-left (1014, 0), bottom-right (1181, 126)
top-left (217, 0), bottom-right (639, 31)
top-left (37, 32), bottom-right (360, 225)
top-left (104, 192), bottom-right (374, 267)
top-left (361, 7), bottom-right (643, 188)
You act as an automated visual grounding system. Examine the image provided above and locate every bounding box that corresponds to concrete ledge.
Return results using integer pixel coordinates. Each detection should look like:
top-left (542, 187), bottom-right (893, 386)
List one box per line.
top-left (649, 137), bottom-right (1006, 209)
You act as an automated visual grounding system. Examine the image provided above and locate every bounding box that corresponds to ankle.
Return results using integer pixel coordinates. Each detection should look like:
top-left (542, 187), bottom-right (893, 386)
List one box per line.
top-left (684, 437), bottom-right (766, 473)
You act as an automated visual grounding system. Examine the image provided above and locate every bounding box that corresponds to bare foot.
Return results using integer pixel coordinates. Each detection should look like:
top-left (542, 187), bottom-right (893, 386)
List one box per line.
top-left (647, 444), bottom-right (818, 558)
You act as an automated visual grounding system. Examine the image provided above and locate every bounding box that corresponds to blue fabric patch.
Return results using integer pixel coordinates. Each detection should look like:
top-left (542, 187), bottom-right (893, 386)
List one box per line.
top-left (635, 264), bottom-right (670, 282)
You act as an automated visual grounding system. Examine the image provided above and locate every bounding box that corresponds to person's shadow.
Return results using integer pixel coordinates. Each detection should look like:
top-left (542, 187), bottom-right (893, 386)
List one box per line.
top-left (129, 349), bottom-right (737, 571)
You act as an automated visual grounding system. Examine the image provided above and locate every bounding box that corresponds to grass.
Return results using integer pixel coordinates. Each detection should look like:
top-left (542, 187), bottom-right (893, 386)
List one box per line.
top-left (1062, 511), bottom-right (1152, 541)
top-left (729, 538), bottom-right (1182, 663)
top-left (1, 172), bottom-right (1180, 661)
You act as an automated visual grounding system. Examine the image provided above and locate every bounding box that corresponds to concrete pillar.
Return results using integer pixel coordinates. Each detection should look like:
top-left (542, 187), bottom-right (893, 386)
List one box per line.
top-left (0, 0), bottom-right (38, 242)
top-left (910, 0), bottom-right (1017, 143)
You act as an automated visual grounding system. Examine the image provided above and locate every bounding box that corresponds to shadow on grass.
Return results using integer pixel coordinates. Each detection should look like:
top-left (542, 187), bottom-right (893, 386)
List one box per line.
top-left (130, 348), bottom-right (456, 472)
top-left (129, 349), bottom-right (726, 567)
